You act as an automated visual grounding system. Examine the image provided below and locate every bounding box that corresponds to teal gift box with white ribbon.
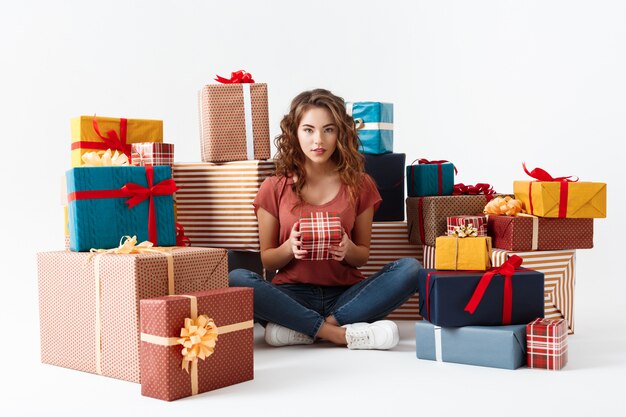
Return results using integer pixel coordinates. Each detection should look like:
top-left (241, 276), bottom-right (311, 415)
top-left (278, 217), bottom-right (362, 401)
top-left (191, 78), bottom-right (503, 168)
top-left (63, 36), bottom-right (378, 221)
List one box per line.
top-left (345, 102), bottom-right (393, 154)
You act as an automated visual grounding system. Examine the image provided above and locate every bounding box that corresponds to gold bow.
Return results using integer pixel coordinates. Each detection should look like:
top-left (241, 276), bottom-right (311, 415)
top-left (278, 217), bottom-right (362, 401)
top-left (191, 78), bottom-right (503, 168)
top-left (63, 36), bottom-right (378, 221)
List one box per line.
top-left (452, 224), bottom-right (479, 238)
top-left (484, 196), bottom-right (525, 216)
top-left (178, 315), bottom-right (219, 373)
top-left (89, 235), bottom-right (170, 255)
top-left (81, 149), bottom-right (130, 166)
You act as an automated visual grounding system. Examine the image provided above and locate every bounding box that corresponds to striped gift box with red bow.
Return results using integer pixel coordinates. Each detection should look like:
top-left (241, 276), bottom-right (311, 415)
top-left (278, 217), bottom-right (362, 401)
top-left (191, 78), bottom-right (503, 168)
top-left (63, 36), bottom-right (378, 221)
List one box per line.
top-left (527, 318), bottom-right (568, 370)
top-left (299, 212), bottom-right (343, 261)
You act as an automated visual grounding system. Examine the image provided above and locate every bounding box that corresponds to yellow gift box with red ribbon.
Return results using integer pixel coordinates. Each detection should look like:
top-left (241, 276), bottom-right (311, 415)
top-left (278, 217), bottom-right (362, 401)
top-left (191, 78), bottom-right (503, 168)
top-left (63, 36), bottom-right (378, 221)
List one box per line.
top-left (71, 115), bottom-right (163, 167)
top-left (513, 163), bottom-right (606, 218)
top-left (435, 236), bottom-right (492, 271)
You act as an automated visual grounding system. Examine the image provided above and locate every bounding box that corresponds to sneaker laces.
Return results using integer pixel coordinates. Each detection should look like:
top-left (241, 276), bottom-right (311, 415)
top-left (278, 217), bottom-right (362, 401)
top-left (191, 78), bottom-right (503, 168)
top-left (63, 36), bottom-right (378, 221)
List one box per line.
top-left (291, 331), bottom-right (314, 344)
top-left (346, 327), bottom-right (373, 349)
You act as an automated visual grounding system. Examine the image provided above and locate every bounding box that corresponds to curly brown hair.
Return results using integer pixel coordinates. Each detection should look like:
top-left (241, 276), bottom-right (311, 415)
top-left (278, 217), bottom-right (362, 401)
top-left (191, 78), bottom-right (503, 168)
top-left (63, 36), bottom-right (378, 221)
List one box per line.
top-left (274, 89), bottom-right (365, 205)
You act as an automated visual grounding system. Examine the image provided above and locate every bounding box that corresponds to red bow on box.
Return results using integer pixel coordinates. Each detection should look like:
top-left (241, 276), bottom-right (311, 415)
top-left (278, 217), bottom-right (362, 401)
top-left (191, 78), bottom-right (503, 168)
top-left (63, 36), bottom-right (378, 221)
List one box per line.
top-left (71, 116), bottom-right (132, 161)
top-left (453, 183), bottom-right (496, 199)
top-left (523, 162), bottom-right (578, 218)
top-left (464, 255), bottom-right (523, 325)
top-left (68, 166), bottom-right (178, 245)
top-left (214, 70), bottom-right (255, 84)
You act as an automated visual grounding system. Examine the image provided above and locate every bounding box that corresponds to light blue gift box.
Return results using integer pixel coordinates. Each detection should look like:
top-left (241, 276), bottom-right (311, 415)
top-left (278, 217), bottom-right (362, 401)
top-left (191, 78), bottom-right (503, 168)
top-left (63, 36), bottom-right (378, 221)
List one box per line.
top-left (345, 102), bottom-right (393, 154)
top-left (415, 321), bottom-right (527, 370)
top-left (67, 166), bottom-right (176, 252)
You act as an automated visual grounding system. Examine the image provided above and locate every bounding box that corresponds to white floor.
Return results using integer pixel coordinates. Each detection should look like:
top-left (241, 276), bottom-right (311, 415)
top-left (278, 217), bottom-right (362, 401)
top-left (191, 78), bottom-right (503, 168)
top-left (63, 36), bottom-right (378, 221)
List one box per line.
top-left (4, 318), bottom-right (625, 416)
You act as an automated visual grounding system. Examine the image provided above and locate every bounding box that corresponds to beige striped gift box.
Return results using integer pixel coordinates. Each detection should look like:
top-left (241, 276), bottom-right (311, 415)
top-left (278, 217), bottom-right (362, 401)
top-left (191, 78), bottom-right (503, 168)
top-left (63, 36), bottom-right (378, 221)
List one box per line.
top-left (172, 161), bottom-right (275, 251)
top-left (359, 221), bottom-right (424, 320)
top-left (492, 249), bottom-right (576, 334)
top-left (423, 246), bottom-right (576, 333)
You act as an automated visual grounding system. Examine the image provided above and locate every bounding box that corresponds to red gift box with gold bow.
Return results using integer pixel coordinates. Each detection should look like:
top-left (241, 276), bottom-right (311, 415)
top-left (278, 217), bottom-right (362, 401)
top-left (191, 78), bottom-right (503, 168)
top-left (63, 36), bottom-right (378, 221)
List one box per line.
top-left (140, 287), bottom-right (254, 401)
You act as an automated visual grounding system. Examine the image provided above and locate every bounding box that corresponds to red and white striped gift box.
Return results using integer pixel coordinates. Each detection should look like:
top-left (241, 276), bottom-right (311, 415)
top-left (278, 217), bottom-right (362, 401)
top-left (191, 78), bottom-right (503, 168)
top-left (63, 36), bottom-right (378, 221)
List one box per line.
top-left (131, 142), bottom-right (175, 166)
top-left (299, 212), bottom-right (343, 261)
top-left (527, 318), bottom-right (568, 370)
top-left (172, 161), bottom-right (275, 251)
top-left (446, 215), bottom-right (487, 236)
top-left (360, 221), bottom-right (424, 320)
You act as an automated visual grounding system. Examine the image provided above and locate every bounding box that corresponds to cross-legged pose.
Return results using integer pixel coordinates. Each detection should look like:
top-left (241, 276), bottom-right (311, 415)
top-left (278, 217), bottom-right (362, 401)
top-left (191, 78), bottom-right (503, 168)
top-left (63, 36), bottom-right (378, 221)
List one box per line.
top-left (229, 89), bottom-right (422, 350)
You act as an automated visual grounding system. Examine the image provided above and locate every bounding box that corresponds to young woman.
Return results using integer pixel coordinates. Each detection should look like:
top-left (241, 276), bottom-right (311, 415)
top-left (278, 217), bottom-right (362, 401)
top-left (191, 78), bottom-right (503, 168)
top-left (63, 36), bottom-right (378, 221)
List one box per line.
top-left (229, 89), bottom-right (422, 350)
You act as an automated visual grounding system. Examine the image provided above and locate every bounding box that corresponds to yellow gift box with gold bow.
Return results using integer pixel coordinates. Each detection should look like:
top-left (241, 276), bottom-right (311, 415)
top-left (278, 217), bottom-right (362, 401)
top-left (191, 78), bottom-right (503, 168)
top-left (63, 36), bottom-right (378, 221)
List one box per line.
top-left (71, 115), bottom-right (163, 167)
top-left (513, 181), bottom-right (606, 218)
top-left (435, 236), bottom-right (492, 271)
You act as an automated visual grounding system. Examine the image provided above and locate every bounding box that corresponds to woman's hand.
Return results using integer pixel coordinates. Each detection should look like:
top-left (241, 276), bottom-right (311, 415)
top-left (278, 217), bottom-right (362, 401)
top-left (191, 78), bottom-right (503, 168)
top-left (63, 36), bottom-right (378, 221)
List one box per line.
top-left (289, 222), bottom-right (308, 259)
top-left (329, 229), bottom-right (352, 262)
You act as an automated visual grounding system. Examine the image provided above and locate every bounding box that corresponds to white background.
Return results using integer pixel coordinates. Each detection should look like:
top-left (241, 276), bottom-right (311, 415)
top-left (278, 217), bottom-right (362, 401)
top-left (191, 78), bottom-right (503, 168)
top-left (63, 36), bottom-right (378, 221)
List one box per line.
top-left (1, 0), bottom-right (624, 415)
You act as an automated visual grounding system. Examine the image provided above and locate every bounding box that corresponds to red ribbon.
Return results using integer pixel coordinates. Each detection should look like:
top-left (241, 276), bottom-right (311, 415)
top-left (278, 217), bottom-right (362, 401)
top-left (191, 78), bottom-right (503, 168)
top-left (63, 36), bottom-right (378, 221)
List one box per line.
top-left (409, 158), bottom-right (457, 196)
top-left (176, 222), bottom-right (191, 247)
top-left (67, 166), bottom-right (178, 245)
top-left (214, 70), bottom-right (255, 84)
top-left (523, 163), bottom-right (578, 218)
top-left (70, 116), bottom-right (131, 161)
top-left (464, 255), bottom-right (524, 325)
top-left (453, 183), bottom-right (495, 199)
top-left (424, 270), bottom-right (468, 321)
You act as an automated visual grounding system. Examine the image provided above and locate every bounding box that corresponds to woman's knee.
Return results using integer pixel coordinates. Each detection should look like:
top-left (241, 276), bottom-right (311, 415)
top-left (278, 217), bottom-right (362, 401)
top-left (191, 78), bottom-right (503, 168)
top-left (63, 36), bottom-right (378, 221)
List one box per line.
top-left (228, 268), bottom-right (263, 287)
top-left (395, 257), bottom-right (422, 274)
top-left (391, 258), bottom-right (422, 288)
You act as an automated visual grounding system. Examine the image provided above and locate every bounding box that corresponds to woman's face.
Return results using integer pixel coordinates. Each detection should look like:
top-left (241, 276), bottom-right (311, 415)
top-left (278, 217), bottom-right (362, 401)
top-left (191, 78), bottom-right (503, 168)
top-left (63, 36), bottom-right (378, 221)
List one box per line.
top-left (297, 106), bottom-right (338, 166)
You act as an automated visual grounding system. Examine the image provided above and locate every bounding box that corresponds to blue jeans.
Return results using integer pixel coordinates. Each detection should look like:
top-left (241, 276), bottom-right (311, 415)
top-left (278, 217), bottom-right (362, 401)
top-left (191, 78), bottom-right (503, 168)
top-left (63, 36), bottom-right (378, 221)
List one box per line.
top-left (228, 257), bottom-right (422, 338)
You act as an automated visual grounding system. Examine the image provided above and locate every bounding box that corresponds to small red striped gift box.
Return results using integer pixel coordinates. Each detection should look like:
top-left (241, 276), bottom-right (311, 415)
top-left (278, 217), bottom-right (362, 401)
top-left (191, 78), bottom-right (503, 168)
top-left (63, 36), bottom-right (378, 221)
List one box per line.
top-left (447, 215), bottom-right (487, 236)
top-left (131, 142), bottom-right (175, 166)
top-left (527, 318), bottom-right (568, 370)
top-left (299, 212), bottom-right (343, 261)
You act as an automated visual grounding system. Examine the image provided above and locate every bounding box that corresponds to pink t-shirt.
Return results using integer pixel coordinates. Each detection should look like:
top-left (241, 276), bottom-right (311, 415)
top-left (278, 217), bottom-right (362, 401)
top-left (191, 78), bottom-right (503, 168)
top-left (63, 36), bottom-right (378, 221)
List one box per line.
top-left (253, 174), bottom-right (382, 286)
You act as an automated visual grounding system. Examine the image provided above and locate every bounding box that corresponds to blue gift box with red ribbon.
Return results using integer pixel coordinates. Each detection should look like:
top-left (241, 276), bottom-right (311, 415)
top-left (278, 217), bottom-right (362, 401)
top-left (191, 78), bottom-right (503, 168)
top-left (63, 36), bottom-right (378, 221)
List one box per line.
top-left (406, 159), bottom-right (456, 197)
top-left (417, 256), bottom-right (545, 327)
top-left (67, 166), bottom-right (177, 252)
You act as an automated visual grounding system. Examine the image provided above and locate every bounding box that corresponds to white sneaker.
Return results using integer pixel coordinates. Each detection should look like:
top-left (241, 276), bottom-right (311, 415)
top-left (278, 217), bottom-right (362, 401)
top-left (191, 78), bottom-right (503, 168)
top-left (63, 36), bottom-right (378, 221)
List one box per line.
top-left (343, 320), bottom-right (400, 350)
top-left (264, 323), bottom-right (315, 347)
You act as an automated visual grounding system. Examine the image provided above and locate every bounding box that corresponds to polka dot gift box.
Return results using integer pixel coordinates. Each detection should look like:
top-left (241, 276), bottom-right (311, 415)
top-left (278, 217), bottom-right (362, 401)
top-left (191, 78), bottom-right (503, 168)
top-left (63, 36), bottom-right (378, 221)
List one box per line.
top-left (37, 247), bottom-right (228, 383)
top-left (198, 71), bottom-right (270, 162)
top-left (140, 288), bottom-right (254, 401)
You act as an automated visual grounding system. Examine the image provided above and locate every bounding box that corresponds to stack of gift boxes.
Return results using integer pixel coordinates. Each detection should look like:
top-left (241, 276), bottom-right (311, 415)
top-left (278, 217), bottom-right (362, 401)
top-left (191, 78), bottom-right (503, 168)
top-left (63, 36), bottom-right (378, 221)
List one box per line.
top-left (38, 71), bottom-right (285, 401)
top-left (347, 102), bottom-right (425, 318)
top-left (400, 156), bottom-right (607, 369)
top-left (39, 70), bottom-right (608, 405)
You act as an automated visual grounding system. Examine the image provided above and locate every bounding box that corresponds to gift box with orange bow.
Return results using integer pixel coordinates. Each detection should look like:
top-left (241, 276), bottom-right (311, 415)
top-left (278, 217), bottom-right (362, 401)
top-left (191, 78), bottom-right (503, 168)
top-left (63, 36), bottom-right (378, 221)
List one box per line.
top-left (199, 70), bottom-right (270, 162)
top-left (37, 239), bottom-right (228, 383)
top-left (71, 115), bottom-right (163, 167)
top-left (140, 287), bottom-right (253, 401)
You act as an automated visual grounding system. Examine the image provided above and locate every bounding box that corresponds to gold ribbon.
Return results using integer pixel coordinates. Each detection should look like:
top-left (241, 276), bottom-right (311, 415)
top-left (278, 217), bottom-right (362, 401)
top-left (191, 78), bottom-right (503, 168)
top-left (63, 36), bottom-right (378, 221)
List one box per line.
top-left (451, 224), bottom-right (478, 238)
top-left (517, 213), bottom-right (539, 250)
top-left (140, 294), bottom-right (254, 396)
top-left (90, 236), bottom-right (175, 374)
top-left (81, 149), bottom-right (130, 166)
top-left (452, 236), bottom-right (491, 270)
